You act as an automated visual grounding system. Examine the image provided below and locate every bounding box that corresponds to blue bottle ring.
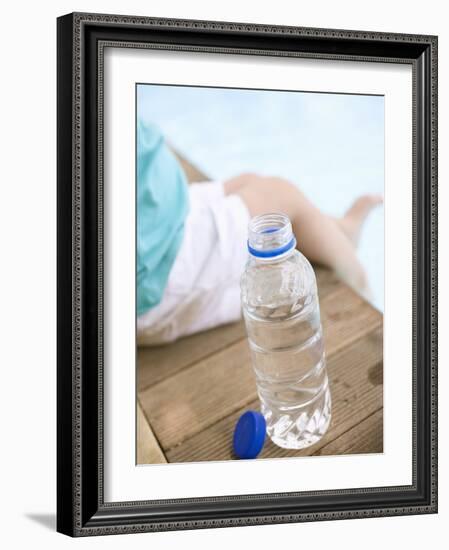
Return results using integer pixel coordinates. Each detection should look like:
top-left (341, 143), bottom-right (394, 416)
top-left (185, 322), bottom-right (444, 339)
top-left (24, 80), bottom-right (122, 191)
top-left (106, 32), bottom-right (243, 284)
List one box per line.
top-left (247, 237), bottom-right (296, 258)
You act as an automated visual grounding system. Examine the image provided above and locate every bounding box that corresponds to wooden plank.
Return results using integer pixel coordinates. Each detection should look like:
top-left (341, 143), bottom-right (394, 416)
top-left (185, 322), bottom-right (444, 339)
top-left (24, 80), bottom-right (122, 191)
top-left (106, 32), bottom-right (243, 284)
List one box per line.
top-left (166, 328), bottom-right (382, 462)
top-left (138, 320), bottom-right (245, 391)
top-left (141, 338), bottom-right (252, 453)
top-left (313, 408), bottom-right (383, 456)
top-left (173, 150), bottom-right (209, 183)
top-left (136, 401), bottom-right (167, 465)
top-left (140, 284), bottom-right (382, 453)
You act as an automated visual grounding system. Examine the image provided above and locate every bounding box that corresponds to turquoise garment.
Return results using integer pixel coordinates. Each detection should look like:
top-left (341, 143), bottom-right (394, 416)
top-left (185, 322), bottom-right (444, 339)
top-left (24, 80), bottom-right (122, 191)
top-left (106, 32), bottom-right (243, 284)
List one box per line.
top-left (137, 121), bottom-right (189, 316)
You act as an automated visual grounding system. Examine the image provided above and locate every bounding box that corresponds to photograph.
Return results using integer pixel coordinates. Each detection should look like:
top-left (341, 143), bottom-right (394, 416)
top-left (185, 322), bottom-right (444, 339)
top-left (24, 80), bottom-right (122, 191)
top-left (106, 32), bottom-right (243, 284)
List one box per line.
top-left (1, 1), bottom-right (444, 546)
top-left (135, 84), bottom-right (385, 464)
top-left (56, 11), bottom-right (437, 535)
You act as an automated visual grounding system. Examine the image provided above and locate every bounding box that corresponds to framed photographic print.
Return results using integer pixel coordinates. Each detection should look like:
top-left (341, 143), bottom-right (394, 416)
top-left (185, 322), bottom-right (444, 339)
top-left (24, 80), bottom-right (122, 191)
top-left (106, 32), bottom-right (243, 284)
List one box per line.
top-left (57, 12), bottom-right (438, 536)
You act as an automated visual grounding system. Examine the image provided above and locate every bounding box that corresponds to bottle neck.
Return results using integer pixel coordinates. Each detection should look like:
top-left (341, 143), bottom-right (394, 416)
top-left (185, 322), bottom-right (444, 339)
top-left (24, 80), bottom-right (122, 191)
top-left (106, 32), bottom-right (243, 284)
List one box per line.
top-left (247, 213), bottom-right (296, 262)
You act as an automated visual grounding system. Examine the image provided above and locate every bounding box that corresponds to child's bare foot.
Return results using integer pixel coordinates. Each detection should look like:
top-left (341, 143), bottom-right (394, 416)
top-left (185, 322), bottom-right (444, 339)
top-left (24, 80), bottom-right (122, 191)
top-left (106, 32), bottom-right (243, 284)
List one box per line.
top-left (337, 194), bottom-right (383, 246)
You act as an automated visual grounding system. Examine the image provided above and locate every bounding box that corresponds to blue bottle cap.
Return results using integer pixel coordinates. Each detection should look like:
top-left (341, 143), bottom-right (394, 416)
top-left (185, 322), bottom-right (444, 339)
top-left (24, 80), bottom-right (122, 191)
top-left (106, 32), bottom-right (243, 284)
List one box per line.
top-left (233, 411), bottom-right (266, 459)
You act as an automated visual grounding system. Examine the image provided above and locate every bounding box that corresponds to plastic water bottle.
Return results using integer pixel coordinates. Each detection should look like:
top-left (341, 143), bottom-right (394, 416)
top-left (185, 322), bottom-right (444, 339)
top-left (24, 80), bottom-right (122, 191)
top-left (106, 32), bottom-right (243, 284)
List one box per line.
top-left (240, 213), bottom-right (331, 450)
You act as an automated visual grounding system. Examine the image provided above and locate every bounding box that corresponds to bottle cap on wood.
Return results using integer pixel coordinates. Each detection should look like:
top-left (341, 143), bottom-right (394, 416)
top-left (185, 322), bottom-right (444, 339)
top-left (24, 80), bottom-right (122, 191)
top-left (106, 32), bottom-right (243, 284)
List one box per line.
top-left (233, 411), bottom-right (266, 459)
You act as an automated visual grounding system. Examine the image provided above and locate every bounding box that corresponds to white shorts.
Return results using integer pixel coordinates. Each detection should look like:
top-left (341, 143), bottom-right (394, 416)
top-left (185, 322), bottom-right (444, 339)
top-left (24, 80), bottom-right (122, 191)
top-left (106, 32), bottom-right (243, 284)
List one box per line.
top-left (137, 182), bottom-right (250, 346)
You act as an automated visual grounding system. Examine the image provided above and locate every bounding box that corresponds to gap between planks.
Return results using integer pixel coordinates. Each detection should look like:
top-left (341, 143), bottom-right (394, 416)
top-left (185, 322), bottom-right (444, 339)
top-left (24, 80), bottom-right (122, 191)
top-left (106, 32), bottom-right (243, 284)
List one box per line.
top-left (136, 400), bottom-right (167, 464)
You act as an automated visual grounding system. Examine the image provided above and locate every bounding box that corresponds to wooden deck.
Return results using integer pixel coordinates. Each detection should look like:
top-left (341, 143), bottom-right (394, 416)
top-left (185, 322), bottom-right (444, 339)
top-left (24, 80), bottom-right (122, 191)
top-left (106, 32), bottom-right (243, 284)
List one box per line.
top-left (137, 154), bottom-right (383, 465)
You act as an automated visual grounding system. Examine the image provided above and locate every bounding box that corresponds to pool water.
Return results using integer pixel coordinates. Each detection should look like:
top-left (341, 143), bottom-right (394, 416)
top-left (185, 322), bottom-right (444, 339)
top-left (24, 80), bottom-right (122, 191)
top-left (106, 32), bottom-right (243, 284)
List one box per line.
top-left (138, 85), bottom-right (384, 311)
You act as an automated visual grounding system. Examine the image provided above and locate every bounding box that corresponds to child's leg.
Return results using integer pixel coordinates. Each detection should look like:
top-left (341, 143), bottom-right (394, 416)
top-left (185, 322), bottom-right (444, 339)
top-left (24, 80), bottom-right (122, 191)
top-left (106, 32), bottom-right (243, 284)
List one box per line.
top-left (334, 195), bottom-right (383, 246)
top-left (224, 173), bottom-right (381, 297)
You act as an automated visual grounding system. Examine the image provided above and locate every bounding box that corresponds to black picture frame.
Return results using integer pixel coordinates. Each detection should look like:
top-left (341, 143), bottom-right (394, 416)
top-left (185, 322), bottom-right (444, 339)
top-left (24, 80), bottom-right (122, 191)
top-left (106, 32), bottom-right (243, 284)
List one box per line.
top-left (57, 12), bottom-right (438, 536)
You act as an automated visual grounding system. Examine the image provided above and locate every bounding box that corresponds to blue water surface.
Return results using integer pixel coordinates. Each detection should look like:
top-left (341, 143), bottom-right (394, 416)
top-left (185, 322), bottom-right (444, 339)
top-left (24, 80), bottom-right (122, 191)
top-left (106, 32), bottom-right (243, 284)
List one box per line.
top-left (137, 84), bottom-right (384, 311)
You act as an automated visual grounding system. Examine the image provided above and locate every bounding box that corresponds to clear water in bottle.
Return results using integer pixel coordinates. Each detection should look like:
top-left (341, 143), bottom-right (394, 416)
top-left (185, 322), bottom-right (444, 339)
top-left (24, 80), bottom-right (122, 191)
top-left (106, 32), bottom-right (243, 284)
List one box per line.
top-left (240, 213), bottom-right (331, 450)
